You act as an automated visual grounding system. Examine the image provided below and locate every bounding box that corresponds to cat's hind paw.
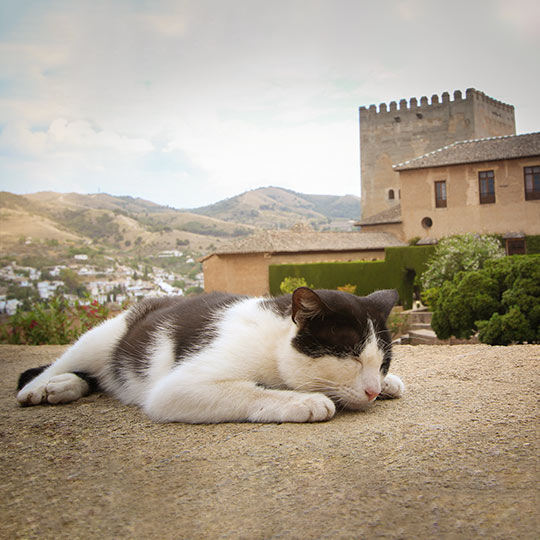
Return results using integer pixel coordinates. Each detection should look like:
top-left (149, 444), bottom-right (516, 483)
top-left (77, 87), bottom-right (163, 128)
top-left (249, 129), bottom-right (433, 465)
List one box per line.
top-left (380, 373), bottom-right (405, 399)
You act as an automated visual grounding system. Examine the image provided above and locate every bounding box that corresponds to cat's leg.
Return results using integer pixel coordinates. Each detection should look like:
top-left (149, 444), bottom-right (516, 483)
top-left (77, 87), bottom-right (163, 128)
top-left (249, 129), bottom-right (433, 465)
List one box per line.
top-left (144, 372), bottom-right (335, 423)
top-left (17, 312), bottom-right (127, 406)
top-left (379, 373), bottom-right (405, 399)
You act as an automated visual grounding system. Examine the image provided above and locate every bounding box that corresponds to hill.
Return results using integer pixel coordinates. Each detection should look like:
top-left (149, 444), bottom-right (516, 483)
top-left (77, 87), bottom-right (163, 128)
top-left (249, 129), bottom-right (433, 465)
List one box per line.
top-left (0, 188), bottom-right (360, 264)
top-left (191, 186), bottom-right (360, 229)
top-left (0, 191), bottom-right (256, 255)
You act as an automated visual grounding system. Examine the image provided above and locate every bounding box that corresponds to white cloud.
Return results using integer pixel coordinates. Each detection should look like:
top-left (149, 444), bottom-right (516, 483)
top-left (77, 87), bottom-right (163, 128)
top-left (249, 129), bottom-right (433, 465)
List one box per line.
top-left (0, 0), bottom-right (538, 209)
top-left (496, 0), bottom-right (540, 42)
top-left (0, 119), bottom-right (153, 158)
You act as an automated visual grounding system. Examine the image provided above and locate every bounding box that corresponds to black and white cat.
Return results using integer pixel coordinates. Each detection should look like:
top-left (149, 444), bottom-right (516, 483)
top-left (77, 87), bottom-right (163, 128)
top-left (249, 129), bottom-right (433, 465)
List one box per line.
top-left (16, 287), bottom-right (404, 423)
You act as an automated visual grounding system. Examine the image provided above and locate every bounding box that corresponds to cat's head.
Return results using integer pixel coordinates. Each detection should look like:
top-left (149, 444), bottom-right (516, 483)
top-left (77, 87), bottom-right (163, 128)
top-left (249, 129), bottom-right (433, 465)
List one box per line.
top-left (281, 287), bottom-right (399, 410)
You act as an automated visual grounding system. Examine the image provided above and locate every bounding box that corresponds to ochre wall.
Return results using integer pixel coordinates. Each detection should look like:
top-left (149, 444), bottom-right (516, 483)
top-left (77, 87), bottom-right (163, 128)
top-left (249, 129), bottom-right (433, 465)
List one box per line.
top-left (203, 249), bottom-right (386, 296)
top-left (358, 222), bottom-right (405, 241)
top-left (400, 157), bottom-right (540, 241)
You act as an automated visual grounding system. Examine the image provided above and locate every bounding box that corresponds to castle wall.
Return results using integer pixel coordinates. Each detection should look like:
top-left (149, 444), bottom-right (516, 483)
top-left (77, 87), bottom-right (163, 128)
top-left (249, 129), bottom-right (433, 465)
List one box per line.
top-left (359, 89), bottom-right (516, 219)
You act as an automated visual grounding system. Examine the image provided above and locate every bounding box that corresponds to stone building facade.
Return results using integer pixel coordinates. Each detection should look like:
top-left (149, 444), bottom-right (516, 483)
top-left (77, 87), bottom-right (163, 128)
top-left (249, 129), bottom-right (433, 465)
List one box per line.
top-left (393, 132), bottom-right (540, 250)
top-left (359, 88), bottom-right (516, 220)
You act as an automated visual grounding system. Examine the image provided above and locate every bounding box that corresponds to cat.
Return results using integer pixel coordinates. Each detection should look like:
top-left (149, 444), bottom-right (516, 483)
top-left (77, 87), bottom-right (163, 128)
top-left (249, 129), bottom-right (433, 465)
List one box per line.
top-left (16, 287), bottom-right (404, 423)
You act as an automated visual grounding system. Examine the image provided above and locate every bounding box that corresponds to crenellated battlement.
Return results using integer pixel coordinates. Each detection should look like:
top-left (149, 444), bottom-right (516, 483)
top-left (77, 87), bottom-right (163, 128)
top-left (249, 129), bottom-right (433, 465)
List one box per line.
top-left (359, 87), bottom-right (516, 221)
top-left (360, 88), bottom-right (514, 116)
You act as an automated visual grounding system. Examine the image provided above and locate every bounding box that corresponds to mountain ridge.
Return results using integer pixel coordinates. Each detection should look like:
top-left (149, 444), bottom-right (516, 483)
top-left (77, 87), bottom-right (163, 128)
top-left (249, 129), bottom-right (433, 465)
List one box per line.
top-left (0, 187), bottom-right (361, 256)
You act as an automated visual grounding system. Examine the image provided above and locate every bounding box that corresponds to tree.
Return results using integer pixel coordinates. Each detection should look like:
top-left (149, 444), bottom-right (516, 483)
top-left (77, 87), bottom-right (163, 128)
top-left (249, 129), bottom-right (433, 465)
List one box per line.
top-left (421, 234), bottom-right (504, 290)
top-left (428, 255), bottom-right (539, 345)
top-left (59, 268), bottom-right (88, 297)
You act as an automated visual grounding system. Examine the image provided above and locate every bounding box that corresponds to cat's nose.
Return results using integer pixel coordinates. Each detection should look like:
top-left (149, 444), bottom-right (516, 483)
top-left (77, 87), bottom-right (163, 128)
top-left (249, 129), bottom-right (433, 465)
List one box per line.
top-left (365, 389), bottom-right (379, 401)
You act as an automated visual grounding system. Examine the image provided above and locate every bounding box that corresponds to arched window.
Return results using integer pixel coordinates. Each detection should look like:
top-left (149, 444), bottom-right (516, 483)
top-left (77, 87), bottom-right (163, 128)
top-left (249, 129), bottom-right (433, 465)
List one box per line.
top-left (388, 189), bottom-right (395, 200)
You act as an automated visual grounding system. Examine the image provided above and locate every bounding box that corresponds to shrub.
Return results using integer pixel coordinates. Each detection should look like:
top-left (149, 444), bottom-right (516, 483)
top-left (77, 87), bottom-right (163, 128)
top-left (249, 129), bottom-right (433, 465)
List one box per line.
top-left (279, 276), bottom-right (311, 294)
top-left (526, 235), bottom-right (540, 254)
top-left (337, 284), bottom-right (357, 294)
top-left (0, 296), bottom-right (110, 345)
top-left (428, 255), bottom-right (539, 344)
top-left (421, 234), bottom-right (505, 289)
top-left (477, 307), bottom-right (535, 346)
top-left (430, 270), bottom-right (500, 340)
top-left (387, 311), bottom-right (408, 340)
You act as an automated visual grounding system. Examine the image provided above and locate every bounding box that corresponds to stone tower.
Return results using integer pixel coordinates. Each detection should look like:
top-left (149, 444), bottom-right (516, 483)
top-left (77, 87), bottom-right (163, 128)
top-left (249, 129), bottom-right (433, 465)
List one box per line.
top-left (359, 88), bottom-right (516, 220)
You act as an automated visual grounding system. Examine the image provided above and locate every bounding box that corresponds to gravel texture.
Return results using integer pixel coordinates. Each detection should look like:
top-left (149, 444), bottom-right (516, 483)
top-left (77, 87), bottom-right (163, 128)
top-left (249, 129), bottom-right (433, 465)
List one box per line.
top-left (1, 344), bottom-right (538, 539)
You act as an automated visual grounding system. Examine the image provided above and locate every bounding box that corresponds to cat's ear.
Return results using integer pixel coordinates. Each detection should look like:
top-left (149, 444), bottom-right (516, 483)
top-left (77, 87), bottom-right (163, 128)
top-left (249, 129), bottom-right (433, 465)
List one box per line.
top-left (366, 289), bottom-right (399, 321)
top-left (291, 287), bottom-right (328, 325)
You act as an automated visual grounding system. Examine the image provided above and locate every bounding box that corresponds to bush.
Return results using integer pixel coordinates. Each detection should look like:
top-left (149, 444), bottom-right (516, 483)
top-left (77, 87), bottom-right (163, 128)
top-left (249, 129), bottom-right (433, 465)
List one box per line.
top-left (0, 296), bottom-right (110, 345)
top-left (337, 284), bottom-right (357, 294)
top-left (526, 235), bottom-right (540, 254)
top-left (279, 277), bottom-right (311, 294)
top-left (421, 234), bottom-right (505, 289)
top-left (428, 255), bottom-right (539, 344)
top-left (477, 307), bottom-right (535, 346)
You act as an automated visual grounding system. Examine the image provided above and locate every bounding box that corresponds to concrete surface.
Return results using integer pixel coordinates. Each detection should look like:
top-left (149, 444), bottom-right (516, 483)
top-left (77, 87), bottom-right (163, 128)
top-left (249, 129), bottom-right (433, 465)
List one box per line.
top-left (1, 344), bottom-right (538, 539)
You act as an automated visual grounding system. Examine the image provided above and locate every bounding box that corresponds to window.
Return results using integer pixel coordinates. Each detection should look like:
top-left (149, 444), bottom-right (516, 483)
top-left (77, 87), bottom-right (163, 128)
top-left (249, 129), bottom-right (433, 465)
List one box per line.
top-left (388, 189), bottom-right (395, 200)
top-left (479, 170), bottom-right (495, 204)
top-left (435, 180), bottom-right (447, 208)
top-left (421, 217), bottom-right (433, 229)
top-left (524, 166), bottom-right (540, 200)
top-left (506, 238), bottom-right (526, 255)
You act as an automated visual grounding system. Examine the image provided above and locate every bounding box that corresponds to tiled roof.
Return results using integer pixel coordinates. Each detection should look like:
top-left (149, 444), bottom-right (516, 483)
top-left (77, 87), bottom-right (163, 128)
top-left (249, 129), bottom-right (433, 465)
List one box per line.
top-left (393, 132), bottom-right (540, 171)
top-left (356, 204), bottom-right (402, 226)
top-left (202, 229), bottom-right (405, 259)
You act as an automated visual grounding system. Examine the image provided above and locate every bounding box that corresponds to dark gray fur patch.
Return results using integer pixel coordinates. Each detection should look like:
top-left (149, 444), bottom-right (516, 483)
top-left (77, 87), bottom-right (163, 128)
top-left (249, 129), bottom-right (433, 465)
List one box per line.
top-left (111, 293), bottom-right (244, 382)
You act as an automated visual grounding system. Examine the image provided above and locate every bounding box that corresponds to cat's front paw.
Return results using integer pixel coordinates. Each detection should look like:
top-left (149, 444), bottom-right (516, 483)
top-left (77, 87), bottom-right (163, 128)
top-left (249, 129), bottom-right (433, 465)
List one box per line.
top-left (280, 393), bottom-right (336, 423)
top-left (17, 373), bottom-right (89, 406)
top-left (17, 379), bottom-right (48, 405)
top-left (380, 373), bottom-right (405, 399)
top-left (45, 373), bottom-right (89, 404)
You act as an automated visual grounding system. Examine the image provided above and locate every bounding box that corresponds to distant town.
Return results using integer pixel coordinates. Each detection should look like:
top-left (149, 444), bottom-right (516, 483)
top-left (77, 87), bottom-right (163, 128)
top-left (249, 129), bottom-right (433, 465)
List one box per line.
top-left (0, 246), bottom-right (204, 316)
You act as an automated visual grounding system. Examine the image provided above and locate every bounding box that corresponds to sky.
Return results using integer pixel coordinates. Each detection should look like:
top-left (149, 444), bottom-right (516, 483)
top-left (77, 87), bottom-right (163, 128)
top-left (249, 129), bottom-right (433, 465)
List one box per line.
top-left (0, 0), bottom-right (539, 210)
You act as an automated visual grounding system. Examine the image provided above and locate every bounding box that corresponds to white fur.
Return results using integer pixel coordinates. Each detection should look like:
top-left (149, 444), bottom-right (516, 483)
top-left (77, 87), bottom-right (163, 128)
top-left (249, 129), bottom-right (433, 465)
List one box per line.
top-left (17, 297), bottom-right (404, 423)
top-left (17, 312), bottom-right (128, 405)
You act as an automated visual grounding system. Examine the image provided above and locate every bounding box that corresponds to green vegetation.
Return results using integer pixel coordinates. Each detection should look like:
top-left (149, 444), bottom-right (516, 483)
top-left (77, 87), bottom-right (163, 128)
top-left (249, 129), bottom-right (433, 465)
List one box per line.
top-left (61, 210), bottom-right (120, 241)
top-left (279, 277), bottom-right (311, 294)
top-left (269, 246), bottom-right (435, 309)
top-left (59, 268), bottom-right (88, 297)
top-left (1, 296), bottom-right (110, 345)
top-left (420, 234), bottom-right (505, 289)
top-left (426, 255), bottom-right (539, 345)
top-left (526, 235), bottom-right (540, 254)
top-left (337, 284), bottom-right (357, 294)
top-left (6, 285), bottom-right (41, 309)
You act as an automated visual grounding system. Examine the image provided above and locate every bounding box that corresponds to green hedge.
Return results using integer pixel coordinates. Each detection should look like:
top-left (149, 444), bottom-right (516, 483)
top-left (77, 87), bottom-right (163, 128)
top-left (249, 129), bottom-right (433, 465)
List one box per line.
top-left (526, 235), bottom-right (540, 254)
top-left (269, 246), bottom-right (435, 308)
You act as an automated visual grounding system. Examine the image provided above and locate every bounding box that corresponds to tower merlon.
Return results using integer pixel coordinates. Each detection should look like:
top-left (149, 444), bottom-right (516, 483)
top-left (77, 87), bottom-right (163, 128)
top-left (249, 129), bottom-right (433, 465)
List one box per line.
top-left (359, 88), bottom-right (514, 116)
